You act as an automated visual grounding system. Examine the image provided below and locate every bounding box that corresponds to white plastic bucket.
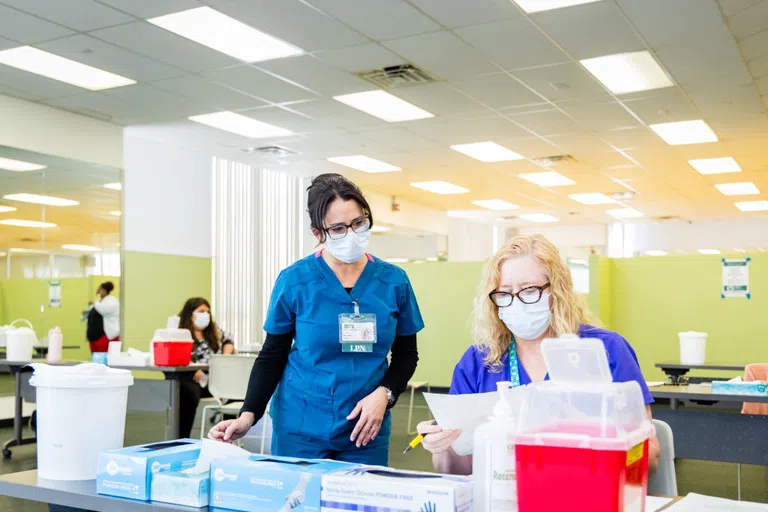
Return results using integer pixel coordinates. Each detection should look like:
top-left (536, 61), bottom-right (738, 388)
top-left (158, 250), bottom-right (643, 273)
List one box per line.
top-left (30, 363), bottom-right (134, 481)
top-left (679, 331), bottom-right (708, 365)
top-left (6, 319), bottom-right (36, 361)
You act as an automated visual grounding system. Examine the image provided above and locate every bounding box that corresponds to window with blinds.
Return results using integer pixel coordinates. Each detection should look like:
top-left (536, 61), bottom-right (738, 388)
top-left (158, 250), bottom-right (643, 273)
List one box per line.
top-left (212, 158), bottom-right (308, 349)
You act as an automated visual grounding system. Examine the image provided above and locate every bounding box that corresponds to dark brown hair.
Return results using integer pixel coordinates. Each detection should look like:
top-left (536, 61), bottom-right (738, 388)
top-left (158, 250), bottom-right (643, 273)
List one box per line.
top-left (179, 297), bottom-right (220, 353)
top-left (307, 173), bottom-right (373, 243)
top-left (99, 281), bottom-right (114, 294)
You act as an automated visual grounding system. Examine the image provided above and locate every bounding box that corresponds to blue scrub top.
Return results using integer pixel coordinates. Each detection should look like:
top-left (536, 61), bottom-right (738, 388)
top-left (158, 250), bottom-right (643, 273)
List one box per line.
top-left (265, 252), bottom-right (424, 446)
top-left (450, 325), bottom-right (654, 405)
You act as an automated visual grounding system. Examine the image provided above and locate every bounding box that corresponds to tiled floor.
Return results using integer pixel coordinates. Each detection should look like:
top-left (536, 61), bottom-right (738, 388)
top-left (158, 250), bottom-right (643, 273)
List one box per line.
top-left (0, 383), bottom-right (766, 510)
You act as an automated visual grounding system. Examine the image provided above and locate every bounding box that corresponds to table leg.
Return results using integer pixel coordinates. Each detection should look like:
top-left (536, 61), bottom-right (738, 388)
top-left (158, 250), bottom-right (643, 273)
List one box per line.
top-left (169, 377), bottom-right (180, 440)
top-left (407, 386), bottom-right (416, 436)
top-left (3, 367), bottom-right (36, 458)
top-left (670, 398), bottom-right (679, 411)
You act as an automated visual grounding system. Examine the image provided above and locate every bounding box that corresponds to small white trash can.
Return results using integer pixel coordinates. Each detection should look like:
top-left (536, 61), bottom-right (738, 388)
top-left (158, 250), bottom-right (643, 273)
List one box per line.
top-left (30, 363), bottom-right (134, 481)
top-left (679, 331), bottom-right (708, 365)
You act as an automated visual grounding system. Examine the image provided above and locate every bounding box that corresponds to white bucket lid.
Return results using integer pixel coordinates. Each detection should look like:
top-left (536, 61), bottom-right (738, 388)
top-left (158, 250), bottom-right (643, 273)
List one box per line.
top-left (152, 328), bottom-right (193, 342)
top-left (679, 331), bottom-right (708, 338)
top-left (29, 363), bottom-right (134, 389)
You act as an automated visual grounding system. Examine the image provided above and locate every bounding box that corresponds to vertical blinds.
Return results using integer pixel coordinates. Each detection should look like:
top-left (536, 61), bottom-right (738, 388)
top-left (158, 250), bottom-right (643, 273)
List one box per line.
top-left (212, 158), bottom-right (307, 348)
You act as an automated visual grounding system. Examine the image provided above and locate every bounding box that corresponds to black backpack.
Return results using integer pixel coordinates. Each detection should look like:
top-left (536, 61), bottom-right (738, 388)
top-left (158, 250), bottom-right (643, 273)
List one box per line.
top-left (86, 307), bottom-right (105, 342)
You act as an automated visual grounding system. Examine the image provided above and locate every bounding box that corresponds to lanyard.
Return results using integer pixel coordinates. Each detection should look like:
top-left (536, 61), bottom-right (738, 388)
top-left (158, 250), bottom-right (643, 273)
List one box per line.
top-left (508, 338), bottom-right (521, 388)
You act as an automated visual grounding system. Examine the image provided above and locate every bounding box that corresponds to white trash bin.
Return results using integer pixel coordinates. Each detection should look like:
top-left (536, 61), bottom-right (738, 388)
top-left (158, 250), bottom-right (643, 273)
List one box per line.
top-left (30, 363), bottom-right (134, 481)
top-left (679, 331), bottom-right (708, 365)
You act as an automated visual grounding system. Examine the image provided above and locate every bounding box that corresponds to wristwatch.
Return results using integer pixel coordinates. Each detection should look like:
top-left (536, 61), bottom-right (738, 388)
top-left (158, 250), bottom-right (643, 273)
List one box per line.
top-left (383, 387), bottom-right (396, 407)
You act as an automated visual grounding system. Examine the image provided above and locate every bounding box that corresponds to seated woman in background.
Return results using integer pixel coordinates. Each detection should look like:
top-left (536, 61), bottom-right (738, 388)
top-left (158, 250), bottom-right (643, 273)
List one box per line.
top-left (178, 297), bottom-right (234, 439)
top-left (89, 281), bottom-right (119, 353)
top-left (417, 234), bottom-right (660, 474)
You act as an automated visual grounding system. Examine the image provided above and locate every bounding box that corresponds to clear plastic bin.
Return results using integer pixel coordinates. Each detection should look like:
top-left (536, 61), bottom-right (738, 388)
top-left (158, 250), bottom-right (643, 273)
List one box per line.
top-left (516, 337), bottom-right (654, 512)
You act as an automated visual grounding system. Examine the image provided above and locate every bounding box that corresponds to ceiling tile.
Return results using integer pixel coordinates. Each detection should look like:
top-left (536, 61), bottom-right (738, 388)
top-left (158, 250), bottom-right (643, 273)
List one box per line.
top-left (94, 0), bottom-right (203, 18)
top-left (0, 63), bottom-right (85, 99)
top-left (308, 0), bottom-right (440, 40)
top-left (617, 0), bottom-right (730, 48)
top-left (38, 34), bottom-right (185, 82)
top-left (453, 73), bottom-right (545, 109)
top-left (532, 1), bottom-right (644, 60)
top-left (655, 38), bottom-right (751, 90)
top-left (512, 62), bottom-right (611, 102)
top-left (382, 30), bottom-right (498, 80)
top-left (740, 26), bottom-right (768, 60)
top-left (0, 0), bottom-right (134, 31)
top-left (0, 4), bottom-right (75, 44)
top-left (559, 101), bottom-right (641, 132)
top-left (204, 0), bottom-right (369, 52)
top-left (233, 106), bottom-right (330, 133)
top-left (203, 64), bottom-right (318, 104)
top-left (600, 127), bottom-right (667, 150)
top-left (727, 0), bottom-right (768, 39)
top-left (455, 18), bottom-right (568, 71)
top-left (314, 43), bottom-right (406, 73)
top-left (0, 37), bottom-right (19, 51)
top-left (620, 88), bottom-right (700, 125)
top-left (718, 0), bottom-right (763, 17)
top-left (256, 55), bottom-right (370, 96)
top-left (0, 82), bottom-right (46, 102)
top-left (748, 53), bottom-right (768, 78)
top-left (355, 127), bottom-right (444, 152)
top-left (290, 99), bottom-right (389, 130)
top-left (151, 74), bottom-right (268, 111)
top-left (89, 21), bottom-right (239, 73)
top-left (404, 114), bottom-right (531, 144)
top-left (391, 82), bottom-right (489, 117)
top-left (406, 0), bottom-right (523, 29)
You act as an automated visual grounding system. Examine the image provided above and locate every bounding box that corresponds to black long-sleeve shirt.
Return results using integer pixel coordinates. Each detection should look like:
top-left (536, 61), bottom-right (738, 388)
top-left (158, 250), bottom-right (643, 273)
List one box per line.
top-left (240, 330), bottom-right (419, 421)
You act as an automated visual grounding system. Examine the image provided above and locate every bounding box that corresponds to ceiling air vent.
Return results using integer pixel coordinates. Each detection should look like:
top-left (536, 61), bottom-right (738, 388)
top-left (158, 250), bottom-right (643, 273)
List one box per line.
top-left (532, 154), bottom-right (577, 167)
top-left (356, 64), bottom-right (438, 89)
top-left (244, 145), bottom-right (298, 157)
top-left (610, 191), bottom-right (636, 200)
top-left (652, 215), bottom-right (680, 222)
top-left (19, 237), bottom-right (38, 243)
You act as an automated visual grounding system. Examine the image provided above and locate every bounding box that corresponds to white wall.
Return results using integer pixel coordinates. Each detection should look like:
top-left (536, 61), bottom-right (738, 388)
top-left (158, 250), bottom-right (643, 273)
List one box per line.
top-left (363, 189), bottom-right (450, 236)
top-left (0, 94), bottom-right (122, 168)
top-left (448, 218), bottom-right (496, 262)
top-left (367, 233), bottom-right (444, 261)
top-left (123, 130), bottom-right (212, 258)
top-left (518, 224), bottom-right (607, 249)
top-left (631, 218), bottom-right (768, 253)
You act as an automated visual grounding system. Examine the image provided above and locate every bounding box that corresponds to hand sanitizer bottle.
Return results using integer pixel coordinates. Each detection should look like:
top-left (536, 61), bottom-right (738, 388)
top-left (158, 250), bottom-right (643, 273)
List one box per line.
top-left (473, 381), bottom-right (518, 512)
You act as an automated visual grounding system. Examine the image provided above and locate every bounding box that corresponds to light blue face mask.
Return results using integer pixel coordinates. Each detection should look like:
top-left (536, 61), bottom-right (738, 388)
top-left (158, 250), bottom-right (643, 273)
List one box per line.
top-left (498, 292), bottom-right (551, 340)
top-left (325, 230), bottom-right (371, 264)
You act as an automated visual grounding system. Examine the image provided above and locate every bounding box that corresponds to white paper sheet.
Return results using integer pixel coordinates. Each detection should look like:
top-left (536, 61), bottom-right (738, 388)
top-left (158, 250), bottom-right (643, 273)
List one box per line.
top-left (666, 493), bottom-right (768, 511)
top-left (183, 439), bottom-right (251, 474)
top-left (646, 496), bottom-right (673, 511)
top-left (646, 382), bottom-right (666, 387)
top-left (423, 388), bottom-right (526, 456)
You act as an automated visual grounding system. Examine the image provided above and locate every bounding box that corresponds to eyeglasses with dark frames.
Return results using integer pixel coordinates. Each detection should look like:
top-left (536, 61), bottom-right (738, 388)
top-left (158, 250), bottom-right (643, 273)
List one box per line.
top-left (489, 283), bottom-right (551, 307)
top-left (325, 216), bottom-right (371, 240)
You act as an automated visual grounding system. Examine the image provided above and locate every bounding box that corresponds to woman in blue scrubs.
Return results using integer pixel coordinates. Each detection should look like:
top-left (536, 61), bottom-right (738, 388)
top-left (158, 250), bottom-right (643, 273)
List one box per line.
top-left (417, 234), bottom-right (660, 474)
top-left (209, 173), bottom-right (424, 466)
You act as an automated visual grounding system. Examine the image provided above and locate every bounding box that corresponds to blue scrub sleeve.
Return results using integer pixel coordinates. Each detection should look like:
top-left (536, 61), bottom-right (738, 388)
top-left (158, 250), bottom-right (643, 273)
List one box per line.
top-left (609, 335), bottom-right (655, 405)
top-left (396, 274), bottom-right (425, 337)
top-left (449, 347), bottom-right (480, 395)
top-left (263, 271), bottom-right (296, 335)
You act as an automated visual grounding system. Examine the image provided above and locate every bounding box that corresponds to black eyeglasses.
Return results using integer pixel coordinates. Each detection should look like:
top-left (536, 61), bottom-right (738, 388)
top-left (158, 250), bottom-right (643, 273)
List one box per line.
top-left (325, 216), bottom-right (371, 240)
top-left (489, 283), bottom-right (551, 308)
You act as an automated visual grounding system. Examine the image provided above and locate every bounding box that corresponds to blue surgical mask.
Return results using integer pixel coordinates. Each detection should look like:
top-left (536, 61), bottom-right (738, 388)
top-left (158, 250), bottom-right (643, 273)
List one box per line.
top-left (325, 231), bottom-right (371, 264)
top-left (498, 292), bottom-right (551, 340)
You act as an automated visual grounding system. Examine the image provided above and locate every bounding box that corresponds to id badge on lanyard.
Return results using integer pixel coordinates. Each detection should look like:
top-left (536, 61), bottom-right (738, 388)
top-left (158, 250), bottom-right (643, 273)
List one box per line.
top-left (508, 339), bottom-right (521, 388)
top-left (339, 300), bottom-right (377, 353)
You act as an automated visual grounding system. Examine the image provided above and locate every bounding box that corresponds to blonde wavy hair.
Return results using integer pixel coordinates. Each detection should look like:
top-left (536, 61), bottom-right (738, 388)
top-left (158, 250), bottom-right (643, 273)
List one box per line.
top-left (474, 234), bottom-right (595, 371)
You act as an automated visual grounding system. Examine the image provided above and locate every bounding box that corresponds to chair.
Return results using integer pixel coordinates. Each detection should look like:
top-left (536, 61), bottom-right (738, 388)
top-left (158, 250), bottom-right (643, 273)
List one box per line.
top-left (198, 354), bottom-right (257, 440)
top-left (647, 419), bottom-right (678, 497)
top-left (406, 380), bottom-right (431, 435)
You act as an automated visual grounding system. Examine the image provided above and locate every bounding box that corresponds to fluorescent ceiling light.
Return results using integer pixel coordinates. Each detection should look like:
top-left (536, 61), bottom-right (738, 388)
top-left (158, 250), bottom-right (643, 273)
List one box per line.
top-left (148, 7), bottom-right (303, 63)
top-left (103, 183), bottom-right (122, 191)
top-left (62, 244), bottom-right (101, 252)
top-left (0, 156), bottom-right (46, 172)
top-left (735, 200), bottom-right (768, 212)
top-left (327, 155), bottom-right (401, 173)
top-left (0, 206), bottom-right (17, 213)
top-left (450, 142), bottom-right (524, 162)
top-left (110, 211), bottom-right (122, 217)
top-left (607, 208), bottom-right (643, 219)
top-left (3, 193), bottom-right (78, 206)
top-left (410, 181), bottom-right (469, 195)
top-left (715, 182), bottom-right (759, 196)
top-left (569, 259), bottom-right (588, 265)
top-left (370, 225), bottom-right (391, 233)
top-left (426, 257), bottom-right (438, 262)
top-left (644, 250), bottom-right (668, 256)
top-left (519, 213), bottom-right (559, 223)
top-left (568, 193), bottom-right (616, 205)
top-left (189, 111), bottom-right (293, 139)
top-left (580, 51), bottom-right (673, 95)
top-left (386, 258), bottom-right (409, 263)
top-left (333, 90), bottom-right (433, 123)
top-left (9, 248), bottom-right (49, 254)
top-left (689, 157), bottom-right (741, 175)
top-left (0, 46), bottom-right (135, 91)
top-left (0, 219), bottom-right (57, 228)
top-left (472, 199), bottom-right (520, 211)
top-left (518, 171), bottom-right (575, 187)
top-left (698, 249), bottom-right (721, 255)
top-left (511, 0), bottom-right (602, 13)
top-left (649, 120), bottom-right (718, 145)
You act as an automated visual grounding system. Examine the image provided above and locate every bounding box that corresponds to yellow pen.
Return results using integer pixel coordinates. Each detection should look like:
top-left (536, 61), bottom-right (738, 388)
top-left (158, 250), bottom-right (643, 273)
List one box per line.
top-left (403, 420), bottom-right (437, 454)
